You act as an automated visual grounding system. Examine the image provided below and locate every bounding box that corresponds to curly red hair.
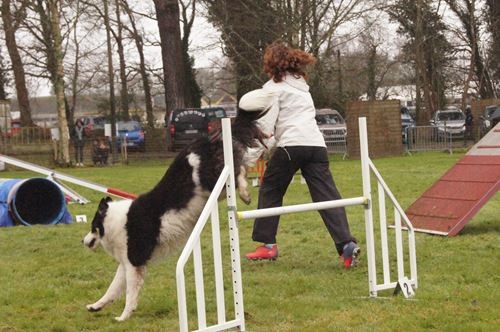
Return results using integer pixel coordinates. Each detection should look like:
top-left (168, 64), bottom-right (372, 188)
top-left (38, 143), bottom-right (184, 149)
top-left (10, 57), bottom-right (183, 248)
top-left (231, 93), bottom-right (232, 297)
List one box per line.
top-left (263, 41), bottom-right (316, 83)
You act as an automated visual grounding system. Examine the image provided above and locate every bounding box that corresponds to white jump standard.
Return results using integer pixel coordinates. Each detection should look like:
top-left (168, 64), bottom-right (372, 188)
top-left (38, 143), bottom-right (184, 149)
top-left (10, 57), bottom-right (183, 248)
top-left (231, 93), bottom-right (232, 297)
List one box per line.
top-left (176, 117), bottom-right (418, 332)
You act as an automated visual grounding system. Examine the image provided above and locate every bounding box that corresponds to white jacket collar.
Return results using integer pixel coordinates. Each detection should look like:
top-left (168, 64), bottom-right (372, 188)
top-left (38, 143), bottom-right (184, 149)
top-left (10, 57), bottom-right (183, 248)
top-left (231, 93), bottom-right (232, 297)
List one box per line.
top-left (282, 74), bottom-right (309, 92)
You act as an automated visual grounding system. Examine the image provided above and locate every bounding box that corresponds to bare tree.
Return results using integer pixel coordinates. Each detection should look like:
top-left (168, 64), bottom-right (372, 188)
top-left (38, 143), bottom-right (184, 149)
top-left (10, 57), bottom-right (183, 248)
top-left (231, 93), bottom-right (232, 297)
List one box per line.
top-left (103, 0), bottom-right (117, 158)
top-left (115, 0), bottom-right (130, 121)
top-left (48, 0), bottom-right (70, 161)
top-left (121, 0), bottom-right (154, 128)
top-left (21, 0), bottom-right (72, 164)
top-left (1, 0), bottom-right (33, 126)
top-left (153, 0), bottom-right (185, 117)
top-left (67, 0), bottom-right (92, 126)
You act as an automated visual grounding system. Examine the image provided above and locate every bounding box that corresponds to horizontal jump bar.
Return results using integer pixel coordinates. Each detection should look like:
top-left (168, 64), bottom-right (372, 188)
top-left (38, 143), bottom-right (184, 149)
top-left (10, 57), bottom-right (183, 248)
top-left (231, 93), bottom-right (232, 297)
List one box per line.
top-left (237, 196), bottom-right (368, 220)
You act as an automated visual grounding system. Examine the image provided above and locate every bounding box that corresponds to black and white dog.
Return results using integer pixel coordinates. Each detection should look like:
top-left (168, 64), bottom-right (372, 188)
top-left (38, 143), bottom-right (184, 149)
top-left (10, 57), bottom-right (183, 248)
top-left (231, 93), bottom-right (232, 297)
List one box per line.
top-left (83, 93), bottom-right (272, 321)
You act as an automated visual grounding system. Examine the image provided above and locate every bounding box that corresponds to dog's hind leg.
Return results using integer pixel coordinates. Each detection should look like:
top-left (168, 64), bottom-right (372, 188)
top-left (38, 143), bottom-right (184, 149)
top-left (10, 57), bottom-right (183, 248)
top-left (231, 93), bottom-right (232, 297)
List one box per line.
top-left (87, 263), bottom-right (126, 312)
top-left (115, 264), bottom-right (146, 321)
top-left (237, 166), bottom-right (251, 205)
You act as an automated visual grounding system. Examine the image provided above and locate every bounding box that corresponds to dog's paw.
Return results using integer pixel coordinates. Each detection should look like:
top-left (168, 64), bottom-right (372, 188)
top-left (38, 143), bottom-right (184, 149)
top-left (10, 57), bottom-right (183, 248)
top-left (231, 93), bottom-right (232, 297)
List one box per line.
top-left (87, 304), bottom-right (102, 312)
top-left (239, 192), bottom-right (252, 205)
top-left (241, 196), bottom-right (251, 205)
top-left (115, 313), bottom-right (131, 322)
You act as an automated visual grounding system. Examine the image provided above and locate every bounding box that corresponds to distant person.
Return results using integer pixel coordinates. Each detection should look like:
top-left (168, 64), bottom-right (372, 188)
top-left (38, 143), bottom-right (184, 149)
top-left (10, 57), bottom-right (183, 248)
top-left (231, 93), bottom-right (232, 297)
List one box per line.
top-left (464, 107), bottom-right (473, 146)
top-left (73, 119), bottom-right (85, 166)
top-left (244, 41), bottom-right (360, 269)
top-left (92, 137), bottom-right (109, 166)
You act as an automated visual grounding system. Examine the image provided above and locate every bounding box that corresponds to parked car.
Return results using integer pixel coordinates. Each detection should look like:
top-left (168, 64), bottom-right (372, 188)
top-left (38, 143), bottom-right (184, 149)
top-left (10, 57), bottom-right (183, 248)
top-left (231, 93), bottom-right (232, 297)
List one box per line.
top-left (430, 107), bottom-right (465, 138)
top-left (315, 108), bottom-right (347, 143)
top-left (491, 107), bottom-right (500, 128)
top-left (166, 107), bottom-right (227, 151)
top-left (481, 104), bottom-right (500, 135)
top-left (79, 115), bottom-right (107, 136)
top-left (116, 120), bottom-right (145, 151)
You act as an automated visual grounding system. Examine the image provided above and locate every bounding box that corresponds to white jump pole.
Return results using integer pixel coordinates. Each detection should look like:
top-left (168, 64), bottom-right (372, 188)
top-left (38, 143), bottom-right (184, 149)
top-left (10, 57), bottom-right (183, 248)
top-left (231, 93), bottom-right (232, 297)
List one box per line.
top-left (237, 197), bottom-right (367, 220)
top-left (222, 118), bottom-right (246, 331)
top-left (359, 117), bottom-right (378, 297)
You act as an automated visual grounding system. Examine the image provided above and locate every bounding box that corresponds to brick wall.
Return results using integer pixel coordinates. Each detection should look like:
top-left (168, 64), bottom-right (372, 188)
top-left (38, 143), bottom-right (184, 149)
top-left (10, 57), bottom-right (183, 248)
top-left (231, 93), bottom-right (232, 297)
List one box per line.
top-left (346, 100), bottom-right (403, 158)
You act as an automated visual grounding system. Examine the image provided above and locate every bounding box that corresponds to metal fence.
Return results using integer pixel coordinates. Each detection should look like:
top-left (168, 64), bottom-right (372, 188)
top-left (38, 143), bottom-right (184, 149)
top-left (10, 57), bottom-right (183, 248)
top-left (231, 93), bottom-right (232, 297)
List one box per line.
top-left (0, 123), bottom-right (485, 168)
top-left (0, 127), bottom-right (172, 167)
top-left (1, 126), bottom-right (53, 145)
top-left (323, 129), bottom-right (348, 158)
top-left (404, 124), bottom-right (480, 154)
top-left (404, 126), bottom-right (453, 154)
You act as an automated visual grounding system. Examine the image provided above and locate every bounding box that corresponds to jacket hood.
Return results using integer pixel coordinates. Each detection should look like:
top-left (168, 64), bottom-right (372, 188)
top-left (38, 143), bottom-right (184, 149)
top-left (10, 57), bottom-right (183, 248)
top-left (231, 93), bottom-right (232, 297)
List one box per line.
top-left (282, 74), bottom-right (310, 92)
top-left (263, 73), bottom-right (310, 92)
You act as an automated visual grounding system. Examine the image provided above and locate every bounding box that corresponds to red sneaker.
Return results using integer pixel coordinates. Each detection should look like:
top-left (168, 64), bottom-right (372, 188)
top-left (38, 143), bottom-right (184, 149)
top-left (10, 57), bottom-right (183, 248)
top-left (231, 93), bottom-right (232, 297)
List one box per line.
top-left (340, 241), bottom-right (360, 269)
top-left (245, 245), bottom-right (278, 260)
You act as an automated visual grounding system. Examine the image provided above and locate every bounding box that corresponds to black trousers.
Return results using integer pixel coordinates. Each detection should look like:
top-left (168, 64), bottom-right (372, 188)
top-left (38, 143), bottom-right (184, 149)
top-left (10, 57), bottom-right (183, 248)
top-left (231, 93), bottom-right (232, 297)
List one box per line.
top-left (252, 146), bottom-right (356, 254)
top-left (74, 140), bottom-right (84, 163)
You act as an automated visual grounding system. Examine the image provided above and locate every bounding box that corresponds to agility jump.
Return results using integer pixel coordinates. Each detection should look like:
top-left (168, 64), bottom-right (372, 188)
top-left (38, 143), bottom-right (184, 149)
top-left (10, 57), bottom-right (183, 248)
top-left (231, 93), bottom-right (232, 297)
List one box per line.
top-left (176, 117), bottom-right (418, 332)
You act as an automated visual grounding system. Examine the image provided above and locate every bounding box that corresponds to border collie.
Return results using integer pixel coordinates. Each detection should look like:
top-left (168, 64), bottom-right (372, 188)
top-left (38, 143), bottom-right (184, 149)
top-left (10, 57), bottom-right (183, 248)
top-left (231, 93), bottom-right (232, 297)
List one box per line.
top-left (83, 107), bottom-right (268, 321)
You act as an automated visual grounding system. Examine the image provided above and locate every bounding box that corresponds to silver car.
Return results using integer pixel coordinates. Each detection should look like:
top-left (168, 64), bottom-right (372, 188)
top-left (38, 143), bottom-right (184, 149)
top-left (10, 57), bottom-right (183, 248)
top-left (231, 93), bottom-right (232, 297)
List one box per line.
top-left (430, 107), bottom-right (465, 138)
top-left (315, 108), bottom-right (347, 143)
top-left (481, 104), bottom-right (500, 135)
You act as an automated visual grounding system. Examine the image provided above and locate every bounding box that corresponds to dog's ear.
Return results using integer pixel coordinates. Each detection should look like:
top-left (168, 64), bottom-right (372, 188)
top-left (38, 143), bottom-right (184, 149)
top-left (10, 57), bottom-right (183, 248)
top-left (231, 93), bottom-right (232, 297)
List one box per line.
top-left (91, 197), bottom-right (110, 237)
top-left (98, 197), bottom-right (111, 216)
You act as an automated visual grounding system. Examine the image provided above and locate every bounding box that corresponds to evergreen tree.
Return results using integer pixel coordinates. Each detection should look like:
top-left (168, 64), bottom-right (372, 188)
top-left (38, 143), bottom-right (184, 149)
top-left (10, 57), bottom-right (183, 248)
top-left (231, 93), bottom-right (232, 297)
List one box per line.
top-left (203, 0), bottom-right (282, 98)
top-left (388, 0), bottom-right (451, 116)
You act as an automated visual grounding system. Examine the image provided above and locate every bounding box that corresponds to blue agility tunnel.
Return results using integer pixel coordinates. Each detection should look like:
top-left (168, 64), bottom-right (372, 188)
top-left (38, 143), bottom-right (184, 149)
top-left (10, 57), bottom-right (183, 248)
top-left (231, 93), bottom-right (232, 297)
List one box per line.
top-left (0, 178), bottom-right (72, 227)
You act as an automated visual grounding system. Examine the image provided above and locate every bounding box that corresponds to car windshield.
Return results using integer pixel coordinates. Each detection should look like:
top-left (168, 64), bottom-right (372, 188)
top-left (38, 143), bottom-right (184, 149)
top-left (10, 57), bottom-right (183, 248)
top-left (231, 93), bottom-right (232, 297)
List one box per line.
top-left (94, 117), bottom-right (106, 125)
top-left (486, 106), bottom-right (499, 117)
top-left (205, 109), bottom-right (226, 119)
top-left (117, 122), bottom-right (140, 131)
top-left (437, 112), bottom-right (464, 121)
top-left (316, 114), bottom-right (343, 125)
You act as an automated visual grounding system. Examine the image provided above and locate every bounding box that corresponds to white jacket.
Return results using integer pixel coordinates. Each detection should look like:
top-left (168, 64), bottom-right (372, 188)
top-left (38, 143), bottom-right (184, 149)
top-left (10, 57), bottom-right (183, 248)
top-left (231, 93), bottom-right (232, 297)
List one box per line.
top-left (263, 74), bottom-right (325, 148)
top-left (239, 89), bottom-right (279, 166)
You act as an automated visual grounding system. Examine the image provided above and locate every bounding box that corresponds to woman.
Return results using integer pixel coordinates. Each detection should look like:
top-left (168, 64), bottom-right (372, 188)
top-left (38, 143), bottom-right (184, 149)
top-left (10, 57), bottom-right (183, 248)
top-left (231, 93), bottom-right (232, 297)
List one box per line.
top-left (245, 41), bottom-right (359, 268)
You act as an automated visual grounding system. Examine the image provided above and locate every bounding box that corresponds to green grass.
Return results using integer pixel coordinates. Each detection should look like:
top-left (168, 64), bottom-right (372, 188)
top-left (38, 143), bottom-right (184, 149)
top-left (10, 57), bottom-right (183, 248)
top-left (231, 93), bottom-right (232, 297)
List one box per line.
top-left (0, 151), bottom-right (499, 331)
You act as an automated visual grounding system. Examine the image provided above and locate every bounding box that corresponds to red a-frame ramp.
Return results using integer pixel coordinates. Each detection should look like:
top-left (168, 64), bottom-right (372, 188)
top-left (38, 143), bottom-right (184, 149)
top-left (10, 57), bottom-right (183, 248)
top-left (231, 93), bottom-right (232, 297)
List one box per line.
top-left (405, 124), bottom-right (500, 236)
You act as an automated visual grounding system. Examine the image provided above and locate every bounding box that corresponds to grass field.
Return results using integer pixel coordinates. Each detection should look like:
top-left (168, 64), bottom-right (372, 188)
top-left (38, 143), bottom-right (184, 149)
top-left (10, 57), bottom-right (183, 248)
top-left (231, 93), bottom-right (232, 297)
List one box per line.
top-left (0, 151), bottom-right (499, 331)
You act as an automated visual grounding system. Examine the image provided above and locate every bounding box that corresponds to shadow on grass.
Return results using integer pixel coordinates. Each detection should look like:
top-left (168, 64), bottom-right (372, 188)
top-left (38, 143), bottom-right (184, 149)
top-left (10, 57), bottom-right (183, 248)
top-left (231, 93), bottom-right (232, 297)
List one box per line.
top-left (458, 221), bottom-right (500, 236)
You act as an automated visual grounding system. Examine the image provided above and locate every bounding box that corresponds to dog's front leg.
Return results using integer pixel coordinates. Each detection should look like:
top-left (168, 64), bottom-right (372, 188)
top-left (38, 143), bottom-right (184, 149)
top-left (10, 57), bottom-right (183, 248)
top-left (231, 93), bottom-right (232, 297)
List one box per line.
top-left (87, 263), bottom-right (126, 312)
top-left (115, 264), bottom-right (146, 322)
top-left (237, 166), bottom-right (251, 205)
